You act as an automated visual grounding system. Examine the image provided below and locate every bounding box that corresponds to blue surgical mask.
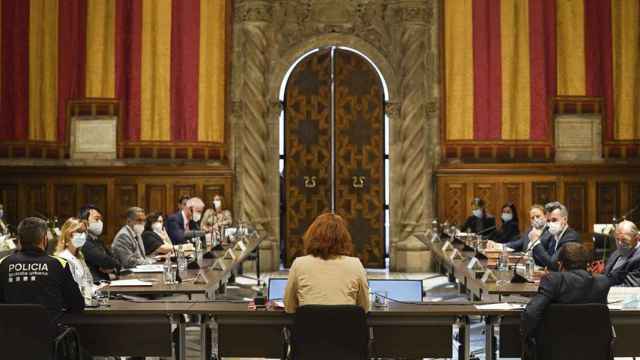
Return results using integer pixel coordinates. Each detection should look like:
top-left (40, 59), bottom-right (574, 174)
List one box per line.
top-left (71, 233), bottom-right (87, 248)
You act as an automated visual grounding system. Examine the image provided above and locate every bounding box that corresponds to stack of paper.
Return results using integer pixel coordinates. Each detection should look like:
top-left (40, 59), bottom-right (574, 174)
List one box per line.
top-left (130, 264), bottom-right (164, 273)
top-left (109, 279), bottom-right (153, 287)
top-left (474, 303), bottom-right (525, 310)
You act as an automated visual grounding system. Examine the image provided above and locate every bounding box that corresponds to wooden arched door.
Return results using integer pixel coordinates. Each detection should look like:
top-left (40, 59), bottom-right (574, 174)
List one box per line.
top-left (283, 48), bottom-right (385, 268)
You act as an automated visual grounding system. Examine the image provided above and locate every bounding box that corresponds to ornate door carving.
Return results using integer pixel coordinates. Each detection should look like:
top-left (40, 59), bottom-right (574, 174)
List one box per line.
top-left (284, 49), bottom-right (332, 266)
top-left (334, 49), bottom-right (385, 268)
top-left (284, 48), bottom-right (386, 268)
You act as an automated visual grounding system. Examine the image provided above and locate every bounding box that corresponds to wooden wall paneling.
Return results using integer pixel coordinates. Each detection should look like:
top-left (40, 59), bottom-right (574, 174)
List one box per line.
top-left (82, 185), bottom-right (108, 215)
top-left (174, 185), bottom-right (196, 211)
top-left (115, 185), bottom-right (138, 225)
top-left (474, 183), bottom-right (498, 218)
top-left (145, 185), bottom-right (167, 215)
top-left (442, 182), bottom-right (466, 227)
top-left (0, 184), bottom-right (19, 229)
top-left (502, 182), bottom-right (525, 231)
top-left (596, 182), bottom-right (619, 224)
top-left (54, 184), bottom-right (77, 222)
top-left (627, 182), bottom-right (640, 223)
top-left (532, 182), bottom-right (557, 206)
top-left (203, 184), bottom-right (226, 210)
top-left (564, 182), bottom-right (587, 233)
top-left (24, 184), bottom-right (47, 219)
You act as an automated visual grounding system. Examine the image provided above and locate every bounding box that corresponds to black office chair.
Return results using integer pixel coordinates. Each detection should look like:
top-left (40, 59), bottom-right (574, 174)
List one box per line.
top-left (0, 304), bottom-right (80, 360)
top-left (283, 305), bottom-right (371, 360)
top-left (527, 303), bottom-right (615, 360)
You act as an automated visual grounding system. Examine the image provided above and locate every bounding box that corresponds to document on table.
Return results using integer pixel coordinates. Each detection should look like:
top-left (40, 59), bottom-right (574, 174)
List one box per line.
top-left (130, 264), bottom-right (165, 273)
top-left (474, 303), bottom-right (525, 310)
top-left (109, 279), bottom-right (153, 287)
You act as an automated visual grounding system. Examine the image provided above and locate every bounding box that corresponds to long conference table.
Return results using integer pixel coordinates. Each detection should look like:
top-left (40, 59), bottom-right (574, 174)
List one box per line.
top-left (59, 231), bottom-right (640, 360)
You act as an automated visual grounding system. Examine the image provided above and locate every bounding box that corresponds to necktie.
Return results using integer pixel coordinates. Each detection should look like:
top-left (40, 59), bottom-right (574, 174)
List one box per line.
top-left (548, 237), bottom-right (557, 255)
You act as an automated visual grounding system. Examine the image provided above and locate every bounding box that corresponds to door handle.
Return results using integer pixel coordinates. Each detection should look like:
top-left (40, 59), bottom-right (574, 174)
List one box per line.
top-left (352, 176), bottom-right (365, 189)
top-left (304, 176), bottom-right (317, 189)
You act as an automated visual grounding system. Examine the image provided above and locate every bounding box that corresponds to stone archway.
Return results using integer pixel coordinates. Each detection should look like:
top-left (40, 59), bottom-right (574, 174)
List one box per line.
top-left (231, 0), bottom-right (441, 271)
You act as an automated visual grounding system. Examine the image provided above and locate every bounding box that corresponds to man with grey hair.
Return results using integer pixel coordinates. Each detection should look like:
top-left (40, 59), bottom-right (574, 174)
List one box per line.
top-left (0, 217), bottom-right (84, 323)
top-left (532, 202), bottom-right (581, 271)
top-left (605, 220), bottom-right (640, 286)
top-left (111, 207), bottom-right (151, 268)
top-left (166, 197), bottom-right (204, 245)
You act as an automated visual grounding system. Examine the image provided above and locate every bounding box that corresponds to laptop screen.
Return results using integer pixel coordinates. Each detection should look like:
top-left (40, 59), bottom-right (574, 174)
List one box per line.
top-left (368, 279), bottom-right (423, 302)
top-left (268, 278), bottom-right (288, 301)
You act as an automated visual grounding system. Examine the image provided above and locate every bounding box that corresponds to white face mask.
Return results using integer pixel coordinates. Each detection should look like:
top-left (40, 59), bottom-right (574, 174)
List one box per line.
top-left (532, 217), bottom-right (546, 230)
top-left (472, 209), bottom-right (483, 218)
top-left (88, 220), bottom-right (103, 236)
top-left (192, 212), bottom-right (202, 222)
top-left (0, 210), bottom-right (4, 219)
top-left (71, 233), bottom-right (87, 248)
top-left (133, 224), bottom-right (145, 235)
top-left (152, 222), bottom-right (163, 233)
top-left (548, 221), bottom-right (564, 236)
top-left (213, 200), bottom-right (222, 209)
top-left (501, 213), bottom-right (513, 222)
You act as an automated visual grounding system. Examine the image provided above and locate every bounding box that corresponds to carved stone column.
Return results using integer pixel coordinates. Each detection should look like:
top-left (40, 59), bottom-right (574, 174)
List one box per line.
top-left (234, 0), bottom-right (278, 271)
top-left (389, 1), bottom-right (431, 272)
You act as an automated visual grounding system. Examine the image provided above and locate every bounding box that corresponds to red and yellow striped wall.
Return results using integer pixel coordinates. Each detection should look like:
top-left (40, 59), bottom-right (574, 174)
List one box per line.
top-left (445, 0), bottom-right (640, 143)
top-left (0, 0), bottom-right (228, 144)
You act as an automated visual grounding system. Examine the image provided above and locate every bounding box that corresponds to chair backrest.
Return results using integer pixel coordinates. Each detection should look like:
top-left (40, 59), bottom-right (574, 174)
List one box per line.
top-left (537, 303), bottom-right (613, 360)
top-left (290, 305), bottom-right (369, 360)
top-left (0, 304), bottom-right (57, 360)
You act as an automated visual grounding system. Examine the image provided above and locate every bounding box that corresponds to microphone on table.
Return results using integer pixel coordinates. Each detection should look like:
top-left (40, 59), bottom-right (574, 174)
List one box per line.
top-left (510, 233), bottom-right (543, 284)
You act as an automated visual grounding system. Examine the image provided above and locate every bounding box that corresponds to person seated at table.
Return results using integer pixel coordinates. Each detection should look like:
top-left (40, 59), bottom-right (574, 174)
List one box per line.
top-left (79, 204), bottom-right (120, 282)
top-left (55, 218), bottom-right (94, 290)
top-left (177, 194), bottom-right (190, 212)
top-left (532, 203), bottom-right (580, 271)
top-left (201, 194), bottom-right (233, 234)
top-left (522, 242), bottom-right (610, 356)
top-left (461, 198), bottom-right (496, 237)
top-left (505, 204), bottom-right (547, 252)
top-left (605, 220), bottom-right (640, 287)
top-left (0, 217), bottom-right (84, 324)
top-left (166, 197), bottom-right (204, 245)
top-left (141, 212), bottom-right (173, 256)
top-left (493, 202), bottom-right (520, 243)
top-left (111, 207), bottom-right (151, 268)
top-left (284, 212), bottom-right (369, 313)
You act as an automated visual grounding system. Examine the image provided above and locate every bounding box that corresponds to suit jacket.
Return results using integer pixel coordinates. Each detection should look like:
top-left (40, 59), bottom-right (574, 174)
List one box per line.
top-left (522, 269), bottom-right (610, 343)
top-left (461, 215), bottom-right (496, 237)
top-left (493, 220), bottom-right (520, 243)
top-left (111, 225), bottom-right (147, 268)
top-left (605, 246), bottom-right (640, 287)
top-left (532, 227), bottom-right (581, 271)
top-left (166, 211), bottom-right (199, 245)
top-left (506, 227), bottom-right (549, 253)
top-left (83, 232), bottom-right (120, 282)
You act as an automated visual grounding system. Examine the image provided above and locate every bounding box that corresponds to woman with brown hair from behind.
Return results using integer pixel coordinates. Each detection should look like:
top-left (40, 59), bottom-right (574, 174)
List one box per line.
top-left (284, 212), bottom-right (369, 313)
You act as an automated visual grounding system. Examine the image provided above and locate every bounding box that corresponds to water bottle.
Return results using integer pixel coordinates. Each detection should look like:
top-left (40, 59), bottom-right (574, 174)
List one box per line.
top-left (195, 237), bottom-right (203, 266)
top-left (163, 256), bottom-right (173, 284)
top-left (498, 249), bottom-right (509, 272)
top-left (177, 249), bottom-right (187, 271)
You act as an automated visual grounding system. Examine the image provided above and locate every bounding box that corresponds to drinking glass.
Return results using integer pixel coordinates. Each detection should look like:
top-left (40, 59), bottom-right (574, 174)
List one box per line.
top-left (371, 291), bottom-right (389, 309)
top-left (95, 280), bottom-right (110, 306)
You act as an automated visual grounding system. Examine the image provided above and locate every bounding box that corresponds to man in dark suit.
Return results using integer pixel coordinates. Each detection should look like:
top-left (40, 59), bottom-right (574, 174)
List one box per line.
top-left (79, 204), bottom-right (120, 281)
top-left (166, 197), bottom-right (204, 245)
top-left (506, 204), bottom-right (546, 252)
top-left (461, 197), bottom-right (496, 237)
top-left (605, 220), bottom-right (640, 287)
top-left (522, 242), bottom-right (611, 354)
top-left (532, 203), bottom-right (581, 270)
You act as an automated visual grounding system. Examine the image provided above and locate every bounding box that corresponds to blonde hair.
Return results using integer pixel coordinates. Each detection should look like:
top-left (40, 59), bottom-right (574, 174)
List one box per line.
top-left (55, 217), bottom-right (86, 258)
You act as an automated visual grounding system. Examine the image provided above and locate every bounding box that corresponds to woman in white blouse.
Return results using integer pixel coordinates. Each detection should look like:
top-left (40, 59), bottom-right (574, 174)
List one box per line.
top-left (55, 217), bottom-right (94, 291)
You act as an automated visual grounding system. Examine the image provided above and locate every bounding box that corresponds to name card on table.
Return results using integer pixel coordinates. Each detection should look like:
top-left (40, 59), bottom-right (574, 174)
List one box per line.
top-left (441, 241), bottom-right (454, 252)
top-left (481, 269), bottom-right (497, 283)
top-left (223, 248), bottom-right (237, 260)
top-left (449, 249), bottom-right (464, 261)
top-left (211, 259), bottom-right (228, 271)
top-left (233, 240), bottom-right (247, 253)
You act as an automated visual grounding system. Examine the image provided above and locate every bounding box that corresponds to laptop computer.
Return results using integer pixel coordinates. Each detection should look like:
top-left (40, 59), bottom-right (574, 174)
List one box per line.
top-left (267, 277), bottom-right (288, 301)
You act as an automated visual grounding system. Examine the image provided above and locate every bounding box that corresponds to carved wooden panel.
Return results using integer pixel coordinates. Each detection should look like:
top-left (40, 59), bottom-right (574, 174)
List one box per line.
top-left (0, 184), bottom-right (18, 229)
top-left (25, 184), bottom-right (47, 219)
top-left (334, 49), bottom-right (385, 268)
top-left (284, 48), bottom-right (332, 267)
top-left (629, 183), bottom-right (640, 223)
top-left (532, 182), bottom-right (557, 206)
top-left (596, 182), bottom-right (619, 224)
top-left (203, 185), bottom-right (226, 210)
top-left (116, 185), bottom-right (138, 222)
top-left (474, 183), bottom-right (498, 218)
top-left (174, 185), bottom-right (196, 208)
top-left (503, 183), bottom-right (524, 229)
top-left (83, 185), bottom-right (108, 215)
top-left (444, 183), bottom-right (466, 227)
top-left (145, 185), bottom-right (167, 215)
top-left (564, 183), bottom-right (587, 233)
top-left (54, 185), bottom-right (77, 222)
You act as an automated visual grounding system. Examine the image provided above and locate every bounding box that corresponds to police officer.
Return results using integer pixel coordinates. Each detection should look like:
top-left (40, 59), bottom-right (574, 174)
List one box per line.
top-left (0, 217), bottom-right (84, 324)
